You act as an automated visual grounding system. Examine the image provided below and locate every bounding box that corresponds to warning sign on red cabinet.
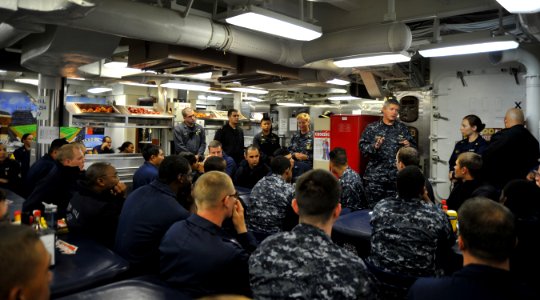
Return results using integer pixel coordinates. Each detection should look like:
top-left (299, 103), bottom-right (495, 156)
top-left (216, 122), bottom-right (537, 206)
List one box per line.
top-left (314, 130), bottom-right (330, 161)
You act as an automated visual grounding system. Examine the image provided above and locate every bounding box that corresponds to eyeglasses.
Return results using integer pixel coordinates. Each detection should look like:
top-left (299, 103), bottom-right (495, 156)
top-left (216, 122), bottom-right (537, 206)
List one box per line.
top-left (227, 191), bottom-right (239, 200)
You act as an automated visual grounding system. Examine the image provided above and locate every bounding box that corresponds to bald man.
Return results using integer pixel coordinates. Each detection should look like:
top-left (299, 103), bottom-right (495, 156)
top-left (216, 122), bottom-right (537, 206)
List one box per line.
top-left (482, 108), bottom-right (540, 191)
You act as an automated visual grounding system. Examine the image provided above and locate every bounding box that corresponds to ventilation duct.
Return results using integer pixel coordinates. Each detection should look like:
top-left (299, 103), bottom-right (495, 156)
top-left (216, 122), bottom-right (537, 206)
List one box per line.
top-left (6, 0), bottom-right (412, 72)
top-left (20, 26), bottom-right (121, 77)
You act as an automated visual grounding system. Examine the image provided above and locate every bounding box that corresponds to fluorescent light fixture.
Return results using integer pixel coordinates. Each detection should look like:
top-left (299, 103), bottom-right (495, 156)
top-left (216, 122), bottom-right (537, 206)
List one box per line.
top-left (14, 78), bottom-right (39, 86)
top-left (197, 95), bottom-right (222, 101)
top-left (185, 72), bottom-right (212, 80)
top-left (220, 5), bottom-right (322, 41)
top-left (328, 95), bottom-right (361, 101)
top-left (334, 53), bottom-right (411, 68)
top-left (326, 78), bottom-right (350, 85)
top-left (119, 81), bottom-right (157, 87)
top-left (243, 96), bottom-right (266, 102)
top-left (496, 0), bottom-right (540, 13)
top-left (161, 80), bottom-right (210, 91)
top-left (103, 61), bottom-right (128, 69)
top-left (68, 77), bottom-right (86, 81)
top-left (276, 102), bottom-right (305, 107)
top-left (87, 87), bottom-right (112, 94)
top-left (208, 89), bottom-right (233, 95)
top-left (228, 87), bottom-right (269, 95)
top-left (419, 36), bottom-right (519, 58)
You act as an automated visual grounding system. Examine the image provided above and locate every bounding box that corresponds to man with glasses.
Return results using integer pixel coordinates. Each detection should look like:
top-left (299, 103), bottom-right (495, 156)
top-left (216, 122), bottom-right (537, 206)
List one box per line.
top-left (174, 107), bottom-right (206, 160)
top-left (66, 162), bottom-right (126, 248)
top-left (160, 171), bottom-right (257, 298)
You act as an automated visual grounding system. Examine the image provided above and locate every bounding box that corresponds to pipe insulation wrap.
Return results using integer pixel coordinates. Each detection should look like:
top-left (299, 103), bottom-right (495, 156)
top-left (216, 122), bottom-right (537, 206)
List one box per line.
top-left (490, 48), bottom-right (540, 139)
top-left (302, 22), bottom-right (412, 62)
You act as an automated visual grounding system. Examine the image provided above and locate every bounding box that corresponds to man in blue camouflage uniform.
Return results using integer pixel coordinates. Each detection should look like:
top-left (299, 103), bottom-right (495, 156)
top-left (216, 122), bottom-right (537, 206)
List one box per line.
top-left (329, 147), bottom-right (367, 211)
top-left (173, 107), bottom-right (206, 159)
top-left (248, 156), bottom-right (294, 239)
top-left (249, 169), bottom-right (375, 300)
top-left (368, 166), bottom-right (454, 298)
top-left (288, 112), bottom-right (314, 169)
top-left (359, 99), bottom-right (415, 208)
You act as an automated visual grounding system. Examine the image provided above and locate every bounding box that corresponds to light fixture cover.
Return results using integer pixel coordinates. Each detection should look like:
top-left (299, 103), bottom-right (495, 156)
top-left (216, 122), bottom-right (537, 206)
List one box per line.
top-left (328, 95), bottom-right (362, 101)
top-left (496, 0), bottom-right (540, 13)
top-left (326, 78), bottom-right (350, 85)
top-left (221, 5), bottom-right (322, 41)
top-left (228, 87), bottom-right (269, 95)
top-left (87, 87), bottom-right (112, 94)
top-left (14, 78), bottom-right (39, 86)
top-left (197, 95), bottom-right (222, 101)
top-left (419, 36), bottom-right (519, 58)
top-left (161, 80), bottom-right (210, 91)
top-left (334, 53), bottom-right (411, 68)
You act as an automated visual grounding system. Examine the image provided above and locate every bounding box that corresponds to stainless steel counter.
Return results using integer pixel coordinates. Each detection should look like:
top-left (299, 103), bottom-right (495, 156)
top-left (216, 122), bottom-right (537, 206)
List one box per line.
top-left (84, 153), bottom-right (145, 186)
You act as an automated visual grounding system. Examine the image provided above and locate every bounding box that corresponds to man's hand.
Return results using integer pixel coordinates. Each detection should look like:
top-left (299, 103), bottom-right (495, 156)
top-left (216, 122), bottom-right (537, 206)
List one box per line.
top-left (399, 139), bottom-right (410, 147)
top-left (374, 136), bottom-right (385, 149)
top-left (111, 182), bottom-right (127, 197)
top-left (232, 199), bottom-right (247, 234)
top-left (294, 153), bottom-right (308, 161)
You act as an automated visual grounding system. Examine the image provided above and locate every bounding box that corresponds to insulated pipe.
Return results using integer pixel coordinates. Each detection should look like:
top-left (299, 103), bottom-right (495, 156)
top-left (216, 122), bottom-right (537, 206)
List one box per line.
top-left (489, 48), bottom-right (540, 139)
top-left (28, 0), bottom-right (411, 69)
top-left (301, 22), bottom-right (412, 63)
top-left (0, 22), bottom-right (44, 48)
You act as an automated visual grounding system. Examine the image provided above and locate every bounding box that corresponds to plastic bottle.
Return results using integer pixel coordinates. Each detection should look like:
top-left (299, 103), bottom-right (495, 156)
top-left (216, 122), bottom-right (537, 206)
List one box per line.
top-left (42, 202), bottom-right (58, 229)
top-left (12, 210), bottom-right (21, 225)
top-left (446, 210), bottom-right (458, 233)
top-left (32, 210), bottom-right (42, 232)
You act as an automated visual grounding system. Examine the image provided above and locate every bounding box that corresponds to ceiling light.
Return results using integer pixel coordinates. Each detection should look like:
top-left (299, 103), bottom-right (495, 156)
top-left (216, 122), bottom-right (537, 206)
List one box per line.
top-left (334, 53), bottom-right (411, 68)
top-left (14, 78), bottom-right (39, 86)
top-left (87, 87), bottom-right (112, 94)
top-left (184, 72), bottom-right (213, 80)
top-left (326, 79), bottom-right (350, 85)
top-left (198, 95), bottom-right (222, 101)
top-left (276, 101), bottom-right (305, 107)
top-left (119, 81), bottom-right (157, 87)
top-left (161, 80), bottom-right (210, 91)
top-left (243, 96), bottom-right (266, 102)
top-left (68, 77), bottom-right (86, 81)
top-left (103, 61), bottom-right (128, 69)
top-left (208, 89), bottom-right (233, 95)
top-left (419, 36), bottom-right (519, 58)
top-left (219, 5), bottom-right (322, 41)
top-left (228, 87), bottom-right (269, 95)
top-left (496, 0), bottom-right (540, 13)
top-left (328, 95), bottom-right (362, 101)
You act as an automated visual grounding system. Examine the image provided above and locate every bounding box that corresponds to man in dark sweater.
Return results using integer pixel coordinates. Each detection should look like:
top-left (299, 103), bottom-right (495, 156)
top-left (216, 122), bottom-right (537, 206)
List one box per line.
top-left (115, 156), bottom-right (192, 274)
top-left (214, 109), bottom-right (244, 164)
top-left (66, 162), bottom-right (126, 248)
top-left (234, 145), bottom-right (270, 189)
top-left (23, 143), bottom-right (85, 218)
top-left (447, 152), bottom-right (495, 210)
top-left (25, 138), bottom-right (68, 196)
top-left (13, 133), bottom-right (33, 181)
top-left (482, 108), bottom-right (540, 190)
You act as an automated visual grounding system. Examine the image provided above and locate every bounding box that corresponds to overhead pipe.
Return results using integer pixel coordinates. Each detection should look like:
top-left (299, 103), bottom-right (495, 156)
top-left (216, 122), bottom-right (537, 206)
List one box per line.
top-left (489, 48), bottom-right (540, 139)
top-left (17, 0), bottom-right (411, 70)
top-left (0, 22), bottom-right (44, 49)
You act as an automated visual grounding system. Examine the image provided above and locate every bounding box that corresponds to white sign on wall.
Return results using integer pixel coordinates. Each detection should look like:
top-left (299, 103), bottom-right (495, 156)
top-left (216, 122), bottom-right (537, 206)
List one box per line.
top-left (38, 126), bottom-right (59, 144)
top-left (36, 96), bottom-right (49, 120)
